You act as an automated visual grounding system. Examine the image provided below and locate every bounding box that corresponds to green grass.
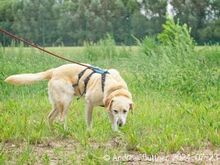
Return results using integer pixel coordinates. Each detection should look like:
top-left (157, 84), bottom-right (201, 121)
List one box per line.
top-left (0, 43), bottom-right (220, 164)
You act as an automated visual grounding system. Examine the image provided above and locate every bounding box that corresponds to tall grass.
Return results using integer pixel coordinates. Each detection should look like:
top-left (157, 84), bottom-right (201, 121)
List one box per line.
top-left (134, 18), bottom-right (219, 102)
top-left (84, 34), bottom-right (131, 64)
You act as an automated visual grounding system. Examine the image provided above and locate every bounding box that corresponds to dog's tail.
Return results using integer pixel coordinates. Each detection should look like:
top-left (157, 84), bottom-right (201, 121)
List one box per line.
top-left (4, 69), bottom-right (54, 85)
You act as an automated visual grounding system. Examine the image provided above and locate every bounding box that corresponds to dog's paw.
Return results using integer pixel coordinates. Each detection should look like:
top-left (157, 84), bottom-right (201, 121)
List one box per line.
top-left (112, 125), bottom-right (119, 132)
top-left (86, 128), bottom-right (93, 137)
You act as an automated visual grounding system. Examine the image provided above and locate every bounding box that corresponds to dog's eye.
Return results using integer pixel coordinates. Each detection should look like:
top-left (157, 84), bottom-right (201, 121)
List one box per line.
top-left (123, 110), bottom-right (127, 114)
top-left (113, 110), bottom-right (118, 114)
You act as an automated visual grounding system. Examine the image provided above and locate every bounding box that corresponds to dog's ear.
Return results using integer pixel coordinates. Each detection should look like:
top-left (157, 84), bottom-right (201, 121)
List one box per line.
top-left (105, 98), bottom-right (114, 111)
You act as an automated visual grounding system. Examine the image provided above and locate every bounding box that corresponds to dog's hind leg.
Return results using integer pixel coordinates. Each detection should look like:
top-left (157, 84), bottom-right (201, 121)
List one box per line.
top-left (85, 99), bottom-right (94, 131)
top-left (47, 79), bottom-right (74, 129)
top-left (60, 98), bottom-right (73, 130)
top-left (48, 108), bottom-right (59, 126)
top-left (48, 102), bottom-right (63, 127)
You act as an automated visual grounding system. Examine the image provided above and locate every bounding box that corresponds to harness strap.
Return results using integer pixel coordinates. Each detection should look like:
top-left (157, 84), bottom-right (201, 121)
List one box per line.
top-left (72, 67), bottom-right (89, 88)
top-left (73, 66), bottom-right (109, 99)
top-left (101, 72), bottom-right (108, 92)
top-left (79, 68), bottom-right (89, 80)
top-left (80, 70), bottom-right (96, 96)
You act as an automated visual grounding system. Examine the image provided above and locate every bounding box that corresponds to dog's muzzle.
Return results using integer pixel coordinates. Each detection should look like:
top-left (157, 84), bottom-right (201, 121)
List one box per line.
top-left (117, 119), bottom-right (123, 127)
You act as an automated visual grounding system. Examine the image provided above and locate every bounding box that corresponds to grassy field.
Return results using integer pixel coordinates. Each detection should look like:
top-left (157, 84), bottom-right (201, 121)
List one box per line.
top-left (0, 43), bottom-right (220, 164)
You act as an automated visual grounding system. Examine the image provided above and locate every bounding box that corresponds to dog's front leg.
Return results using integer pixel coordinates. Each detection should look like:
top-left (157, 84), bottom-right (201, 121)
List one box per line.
top-left (85, 100), bottom-right (94, 131)
top-left (112, 118), bottom-right (119, 131)
top-left (108, 112), bottom-right (118, 131)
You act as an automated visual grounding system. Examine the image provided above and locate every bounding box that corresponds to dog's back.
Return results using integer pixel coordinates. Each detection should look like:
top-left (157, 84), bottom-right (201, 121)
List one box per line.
top-left (108, 69), bottom-right (128, 89)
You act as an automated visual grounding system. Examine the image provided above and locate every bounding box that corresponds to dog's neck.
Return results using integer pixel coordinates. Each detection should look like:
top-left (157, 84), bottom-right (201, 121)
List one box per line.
top-left (103, 75), bottom-right (131, 107)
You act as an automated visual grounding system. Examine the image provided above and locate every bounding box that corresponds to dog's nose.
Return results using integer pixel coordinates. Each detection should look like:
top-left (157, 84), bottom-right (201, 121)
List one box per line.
top-left (117, 119), bottom-right (123, 127)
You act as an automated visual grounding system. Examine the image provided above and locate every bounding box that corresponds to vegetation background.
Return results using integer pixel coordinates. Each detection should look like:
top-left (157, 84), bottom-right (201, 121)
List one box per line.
top-left (0, 0), bottom-right (220, 46)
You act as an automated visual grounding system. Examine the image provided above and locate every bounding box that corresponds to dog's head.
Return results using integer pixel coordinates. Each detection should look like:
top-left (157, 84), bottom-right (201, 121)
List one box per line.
top-left (105, 95), bottom-right (133, 130)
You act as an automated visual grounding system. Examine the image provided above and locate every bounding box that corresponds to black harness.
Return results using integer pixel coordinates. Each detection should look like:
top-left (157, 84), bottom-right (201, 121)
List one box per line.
top-left (72, 66), bottom-right (109, 97)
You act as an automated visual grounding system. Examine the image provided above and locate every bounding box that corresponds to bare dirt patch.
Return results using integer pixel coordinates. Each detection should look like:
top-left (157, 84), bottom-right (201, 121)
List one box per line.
top-left (2, 139), bottom-right (220, 164)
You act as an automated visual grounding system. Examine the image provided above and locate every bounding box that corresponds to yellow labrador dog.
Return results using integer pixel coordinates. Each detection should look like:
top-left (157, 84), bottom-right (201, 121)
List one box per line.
top-left (5, 64), bottom-right (133, 131)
